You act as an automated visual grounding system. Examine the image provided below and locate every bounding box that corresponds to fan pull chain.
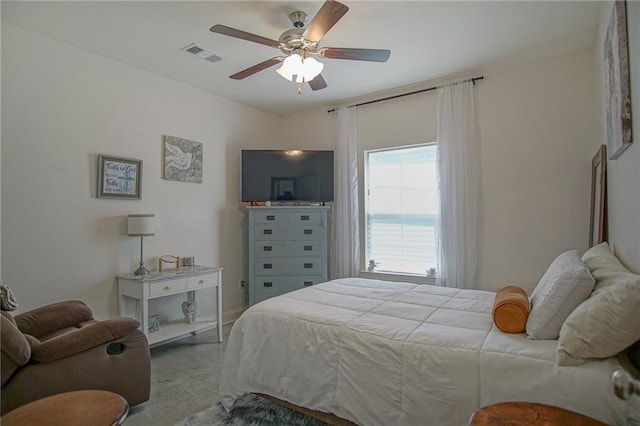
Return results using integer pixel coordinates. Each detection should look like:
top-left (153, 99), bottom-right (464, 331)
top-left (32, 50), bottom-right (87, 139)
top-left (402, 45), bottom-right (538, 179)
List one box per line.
top-left (297, 85), bottom-right (303, 95)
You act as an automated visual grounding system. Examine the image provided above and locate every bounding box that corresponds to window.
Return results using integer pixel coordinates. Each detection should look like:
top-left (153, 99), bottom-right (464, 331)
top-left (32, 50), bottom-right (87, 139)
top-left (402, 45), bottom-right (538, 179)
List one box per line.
top-left (365, 144), bottom-right (438, 275)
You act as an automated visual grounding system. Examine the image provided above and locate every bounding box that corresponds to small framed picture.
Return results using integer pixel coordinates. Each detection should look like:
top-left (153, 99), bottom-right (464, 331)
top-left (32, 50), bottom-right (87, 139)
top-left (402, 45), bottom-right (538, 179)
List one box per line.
top-left (163, 135), bottom-right (203, 183)
top-left (97, 154), bottom-right (142, 199)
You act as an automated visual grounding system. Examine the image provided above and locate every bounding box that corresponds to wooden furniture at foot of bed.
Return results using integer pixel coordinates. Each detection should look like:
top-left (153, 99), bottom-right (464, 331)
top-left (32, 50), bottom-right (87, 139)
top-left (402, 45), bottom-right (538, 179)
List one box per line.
top-left (470, 401), bottom-right (607, 425)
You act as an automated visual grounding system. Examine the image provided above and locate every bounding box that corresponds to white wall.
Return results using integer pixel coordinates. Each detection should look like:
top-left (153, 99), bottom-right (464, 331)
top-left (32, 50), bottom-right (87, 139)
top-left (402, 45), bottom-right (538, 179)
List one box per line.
top-left (1, 23), bottom-right (282, 320)
top-left (477, 50), bottom-right (597, 290)
top-left (284, 49), bottom-right (598, 291)
top-left (593, 1), bottom-right (640, 273)
top-left (281, 108), bottom-right (336, 151)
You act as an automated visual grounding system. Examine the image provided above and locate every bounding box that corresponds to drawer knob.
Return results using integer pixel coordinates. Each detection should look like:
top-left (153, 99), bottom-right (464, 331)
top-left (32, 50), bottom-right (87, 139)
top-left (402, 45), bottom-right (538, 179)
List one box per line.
top-left (304, 229), bottom-right (313, 235)
top-left (303, 245), bottom-right (312, 251)
top-left (263, 229), bottom-right (273, 235)
top-left (264, 263), bottom-right (273, 269)
top-left (263, 246), bottom-right (273, 251)
top-left (301, 215), bottom-right (310, 221)
top-left (264, 282), bottom-right (273, 287)
top-left (304, 281), bottom-right (313, 287)
top-left (163, 286), bottom-right (170, 290)
top-left (266, 215), bottom-right (275, 221)
top-left (304, 263), bottom-right (313, 269)
top-left (199, 280), bottom-right (204, 284)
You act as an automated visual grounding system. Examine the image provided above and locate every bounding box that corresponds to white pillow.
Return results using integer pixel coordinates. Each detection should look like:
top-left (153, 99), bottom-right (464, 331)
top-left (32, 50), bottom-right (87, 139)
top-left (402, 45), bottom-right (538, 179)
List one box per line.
top-left (557, 242), bottom-right (640, 365)
top-left (582, 242), bottom-right (630, 291)
top-left (526, 250), bottom-right (595, 340)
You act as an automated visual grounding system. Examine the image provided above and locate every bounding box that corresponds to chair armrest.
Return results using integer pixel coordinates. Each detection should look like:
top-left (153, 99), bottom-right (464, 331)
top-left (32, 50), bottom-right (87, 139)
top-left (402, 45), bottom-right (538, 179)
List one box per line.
top-left (15, 300), bottom-right (93, 338)
top-left (29, 317), bottom-right (140, 363)
top-left (1, 313), bottom-right (30, 365)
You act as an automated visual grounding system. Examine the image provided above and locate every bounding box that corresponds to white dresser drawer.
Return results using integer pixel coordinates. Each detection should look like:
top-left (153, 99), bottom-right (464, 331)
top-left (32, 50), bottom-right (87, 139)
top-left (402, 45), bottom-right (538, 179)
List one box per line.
top-left (254, 275), bottom-right (322, 303)
top-left (254, 241), bottom-right (321, 258)
top-left (253, 211), bottom-right (286, 224)
top-left (254, 257), bottom-right (322, 275)
top-left (187, 273), bottom-right (218, 290)
top-left (288, 212), bottom-right (322, 224)
top-left (149, 278), bottom-right (187, 297)
top-left (254, 224), bottom-right (323, 241)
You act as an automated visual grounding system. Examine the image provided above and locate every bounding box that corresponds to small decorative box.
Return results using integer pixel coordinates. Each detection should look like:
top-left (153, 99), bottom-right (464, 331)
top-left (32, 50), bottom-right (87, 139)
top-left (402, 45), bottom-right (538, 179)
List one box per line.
top-left (148, 314), bottom-right (160, 333)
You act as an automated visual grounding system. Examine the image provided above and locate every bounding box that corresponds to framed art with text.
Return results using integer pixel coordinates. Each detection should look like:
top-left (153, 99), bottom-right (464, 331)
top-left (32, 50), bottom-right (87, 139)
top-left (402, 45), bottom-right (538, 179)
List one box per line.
top-left (97, 154), bottom-right (142, 199)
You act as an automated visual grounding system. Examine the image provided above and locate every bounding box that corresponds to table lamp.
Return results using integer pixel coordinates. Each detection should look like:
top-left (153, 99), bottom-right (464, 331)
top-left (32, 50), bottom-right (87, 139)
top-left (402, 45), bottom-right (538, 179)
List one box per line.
top-left (128, 214), bottom-right (155, 275)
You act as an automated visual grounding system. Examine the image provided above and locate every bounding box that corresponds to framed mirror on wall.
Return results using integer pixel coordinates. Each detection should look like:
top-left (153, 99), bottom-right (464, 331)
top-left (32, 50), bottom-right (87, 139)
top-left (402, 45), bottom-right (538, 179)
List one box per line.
top-left (589, 145), bottom-right (607, 247)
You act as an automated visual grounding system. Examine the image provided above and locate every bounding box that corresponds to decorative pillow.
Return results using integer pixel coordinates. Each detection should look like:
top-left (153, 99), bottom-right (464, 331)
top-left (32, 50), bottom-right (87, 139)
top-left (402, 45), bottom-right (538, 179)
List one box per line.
top-left (557, 242), bottom-right (640, 365)
top-left (525, 250), bottom-right (595, 340)
top-left (492, 286), bottom-right (530, 333)
top-left (0, 280), bottom-right (18, 312)
top-left (581, 242), bottom-right (629, 291)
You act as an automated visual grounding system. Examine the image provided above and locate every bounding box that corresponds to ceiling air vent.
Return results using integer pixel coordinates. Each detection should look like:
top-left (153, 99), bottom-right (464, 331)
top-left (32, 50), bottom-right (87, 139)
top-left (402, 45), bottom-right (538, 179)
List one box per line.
top-left (181, 43), bottom-right (222, 63)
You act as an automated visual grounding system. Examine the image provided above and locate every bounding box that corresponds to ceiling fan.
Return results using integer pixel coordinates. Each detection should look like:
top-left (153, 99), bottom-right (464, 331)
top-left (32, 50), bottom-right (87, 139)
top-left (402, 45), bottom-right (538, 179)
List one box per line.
top-left (209, 0), bottom-right (391, 92)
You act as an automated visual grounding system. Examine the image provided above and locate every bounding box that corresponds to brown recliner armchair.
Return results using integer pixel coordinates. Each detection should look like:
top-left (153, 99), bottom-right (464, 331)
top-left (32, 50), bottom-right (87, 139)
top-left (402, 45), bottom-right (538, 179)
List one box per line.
top-left (1, 300), bottom-right (150, 414)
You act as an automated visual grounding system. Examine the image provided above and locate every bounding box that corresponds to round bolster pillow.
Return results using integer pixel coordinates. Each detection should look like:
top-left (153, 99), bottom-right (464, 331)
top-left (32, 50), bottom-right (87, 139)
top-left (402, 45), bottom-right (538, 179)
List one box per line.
top-left (492, 286), bottom-right (530, 333)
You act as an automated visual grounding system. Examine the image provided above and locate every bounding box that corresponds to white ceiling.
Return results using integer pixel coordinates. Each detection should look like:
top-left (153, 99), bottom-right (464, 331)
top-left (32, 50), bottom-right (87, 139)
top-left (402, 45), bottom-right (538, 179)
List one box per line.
top-left (2, 1), bottom-right (601, 116)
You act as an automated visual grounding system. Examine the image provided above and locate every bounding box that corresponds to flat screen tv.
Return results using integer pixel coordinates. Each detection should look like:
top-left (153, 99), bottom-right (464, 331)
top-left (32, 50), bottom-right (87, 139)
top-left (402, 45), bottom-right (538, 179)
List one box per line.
top-left (241, 150), bottom-right (334, 202)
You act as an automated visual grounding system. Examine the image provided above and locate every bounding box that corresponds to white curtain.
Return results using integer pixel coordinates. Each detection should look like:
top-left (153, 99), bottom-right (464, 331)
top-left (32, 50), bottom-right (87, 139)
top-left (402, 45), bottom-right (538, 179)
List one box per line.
top-left (436, 81), bottom-right (481, 289)
top-left (330, 107), bottom-right (360, 279)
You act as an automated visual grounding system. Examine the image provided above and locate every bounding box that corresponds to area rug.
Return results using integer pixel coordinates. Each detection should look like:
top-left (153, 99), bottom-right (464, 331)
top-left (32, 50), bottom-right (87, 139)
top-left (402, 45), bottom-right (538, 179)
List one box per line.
top-left (175, 393), bottom-right (327, 426)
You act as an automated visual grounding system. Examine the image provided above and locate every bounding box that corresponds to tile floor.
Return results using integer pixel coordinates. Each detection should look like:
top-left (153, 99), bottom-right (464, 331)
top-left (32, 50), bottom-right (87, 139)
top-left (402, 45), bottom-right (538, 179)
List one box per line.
top-left (125, 325), bottom-right (232, 425)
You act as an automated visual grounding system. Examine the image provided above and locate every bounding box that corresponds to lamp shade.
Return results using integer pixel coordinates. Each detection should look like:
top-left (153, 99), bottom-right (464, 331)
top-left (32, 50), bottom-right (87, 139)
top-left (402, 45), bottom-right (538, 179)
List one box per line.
top-left (276, 54), bottom-right (303, 82)
top-left (301, 57), bottom-right (324, 82)
top-left (276, 54), bottom-right (324, 83)
top-left (128, 214), bottom-right (155, 236)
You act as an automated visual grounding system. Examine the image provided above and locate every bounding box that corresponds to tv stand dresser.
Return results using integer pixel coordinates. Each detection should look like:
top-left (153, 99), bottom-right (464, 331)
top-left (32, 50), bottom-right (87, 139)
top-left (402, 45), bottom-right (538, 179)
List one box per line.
top-left (247, 206), bottom-right (329, 305)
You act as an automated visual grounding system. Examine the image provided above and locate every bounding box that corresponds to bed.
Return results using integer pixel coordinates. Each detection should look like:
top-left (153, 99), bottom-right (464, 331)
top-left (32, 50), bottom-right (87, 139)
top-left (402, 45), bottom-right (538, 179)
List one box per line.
top-left (220, 276), bottom-right (630, 425)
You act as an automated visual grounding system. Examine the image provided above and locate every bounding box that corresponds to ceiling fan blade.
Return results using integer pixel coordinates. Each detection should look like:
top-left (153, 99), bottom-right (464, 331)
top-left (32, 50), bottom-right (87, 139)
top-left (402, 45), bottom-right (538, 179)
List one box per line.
top-left (322, 47), bottom-right (391, 62)
top-left (302, 0), bottom-right (349, 43)
top-left (308, 74), bottom-right (328, 91)
top-left (230, 57), bottom-right (284, 80)
top-left (210, 24), bottom-right (282, 49)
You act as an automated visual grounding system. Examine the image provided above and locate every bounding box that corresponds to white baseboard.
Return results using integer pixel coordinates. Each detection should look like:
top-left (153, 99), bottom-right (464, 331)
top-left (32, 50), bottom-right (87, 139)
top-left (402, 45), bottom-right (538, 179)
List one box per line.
top-left (223, 306), bottom-right (248, 325)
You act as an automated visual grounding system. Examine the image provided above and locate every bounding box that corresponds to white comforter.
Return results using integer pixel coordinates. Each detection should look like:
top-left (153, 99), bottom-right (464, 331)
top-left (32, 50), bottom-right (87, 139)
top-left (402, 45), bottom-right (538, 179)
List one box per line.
top-left (220, 278), bottom-right (627, 425)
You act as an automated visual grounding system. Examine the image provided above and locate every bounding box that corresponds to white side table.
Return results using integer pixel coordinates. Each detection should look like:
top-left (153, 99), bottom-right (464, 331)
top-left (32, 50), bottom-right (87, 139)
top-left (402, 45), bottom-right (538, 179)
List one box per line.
top-left (117, 266), bottom-right (223, 347)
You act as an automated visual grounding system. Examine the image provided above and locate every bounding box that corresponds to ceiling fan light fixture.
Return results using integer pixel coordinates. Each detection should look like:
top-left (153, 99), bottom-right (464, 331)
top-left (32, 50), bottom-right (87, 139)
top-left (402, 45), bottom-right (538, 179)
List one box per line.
top-left (276, 53), bottom-right (303, 82)
top-left (301, 57), bottom-right (324, 82)
top-left (276, 54), bottom-right (324, 83)
top-left (211, 0), bottom-right (390, 92)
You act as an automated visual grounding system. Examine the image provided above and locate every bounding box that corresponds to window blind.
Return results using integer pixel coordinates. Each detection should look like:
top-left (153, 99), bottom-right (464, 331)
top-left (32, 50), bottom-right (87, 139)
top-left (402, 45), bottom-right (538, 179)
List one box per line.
top-left (365, 144), bottom-right (438, 275)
